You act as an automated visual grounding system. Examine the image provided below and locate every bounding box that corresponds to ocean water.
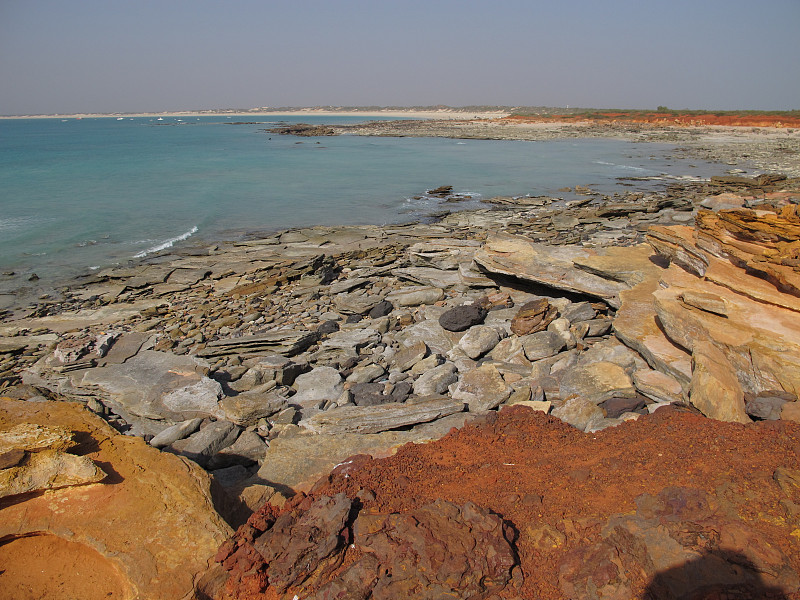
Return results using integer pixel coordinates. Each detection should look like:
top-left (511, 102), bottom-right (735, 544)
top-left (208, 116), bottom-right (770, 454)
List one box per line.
top-left (0, 115), bottom-right (720, 294)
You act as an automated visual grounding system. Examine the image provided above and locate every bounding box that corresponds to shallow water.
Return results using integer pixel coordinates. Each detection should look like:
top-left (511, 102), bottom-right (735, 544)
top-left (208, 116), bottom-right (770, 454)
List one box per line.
top-left (0, 115), bottom-right (720, 294)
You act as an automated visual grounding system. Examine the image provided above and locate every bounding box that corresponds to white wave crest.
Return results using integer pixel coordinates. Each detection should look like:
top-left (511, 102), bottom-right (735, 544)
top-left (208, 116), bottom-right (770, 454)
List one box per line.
top-left (133, 226), bottom-right (198, 258)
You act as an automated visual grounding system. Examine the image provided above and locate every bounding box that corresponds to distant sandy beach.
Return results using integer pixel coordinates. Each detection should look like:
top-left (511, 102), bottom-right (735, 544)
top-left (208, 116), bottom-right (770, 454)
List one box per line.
top-left (0, 108), bottom-right (511, 120)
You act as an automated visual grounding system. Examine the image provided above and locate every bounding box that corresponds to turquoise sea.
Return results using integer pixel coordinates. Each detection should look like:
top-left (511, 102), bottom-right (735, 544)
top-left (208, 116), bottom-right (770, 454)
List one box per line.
top-left (0, 115), bottom-right (721, 296)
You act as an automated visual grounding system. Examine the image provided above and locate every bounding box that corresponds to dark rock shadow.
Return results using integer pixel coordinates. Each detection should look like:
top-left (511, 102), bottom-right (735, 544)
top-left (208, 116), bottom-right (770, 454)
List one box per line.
top-left (643, 550), bottom-right (790, 600)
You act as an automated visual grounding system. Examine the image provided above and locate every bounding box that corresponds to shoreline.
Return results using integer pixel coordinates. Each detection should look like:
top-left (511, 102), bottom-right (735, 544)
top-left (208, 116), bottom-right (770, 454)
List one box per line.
top-left (0, 108), bottom-right (511, 121)
top-left (2, 118), bottom-right (797, 313)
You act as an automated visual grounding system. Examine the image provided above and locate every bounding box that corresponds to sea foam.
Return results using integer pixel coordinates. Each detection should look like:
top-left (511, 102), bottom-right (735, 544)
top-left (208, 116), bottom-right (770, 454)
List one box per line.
top-left (134, 226), bottom-right (198, 258)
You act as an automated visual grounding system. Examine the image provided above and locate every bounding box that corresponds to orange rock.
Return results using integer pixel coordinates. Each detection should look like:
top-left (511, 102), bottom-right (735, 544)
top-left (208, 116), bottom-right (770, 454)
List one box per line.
top-left (0, 398), bottom-right (232, 600)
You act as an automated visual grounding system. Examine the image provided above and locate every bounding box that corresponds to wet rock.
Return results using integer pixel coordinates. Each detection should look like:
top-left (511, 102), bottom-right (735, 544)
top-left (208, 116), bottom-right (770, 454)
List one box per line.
top-left (438, 304), bottom-right (488, 332)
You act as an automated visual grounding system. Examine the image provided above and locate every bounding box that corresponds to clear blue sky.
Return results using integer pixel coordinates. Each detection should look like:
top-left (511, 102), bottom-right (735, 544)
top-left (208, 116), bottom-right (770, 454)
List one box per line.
top-left (1, 0), bottom-right (798, 115)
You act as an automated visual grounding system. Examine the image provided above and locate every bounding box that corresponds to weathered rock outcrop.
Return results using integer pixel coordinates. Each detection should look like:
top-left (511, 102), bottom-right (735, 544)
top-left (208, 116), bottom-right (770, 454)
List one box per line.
top-left (0, 397), bottom-right (232, 600)
top-left (210, 406), bottom-right (800, 600)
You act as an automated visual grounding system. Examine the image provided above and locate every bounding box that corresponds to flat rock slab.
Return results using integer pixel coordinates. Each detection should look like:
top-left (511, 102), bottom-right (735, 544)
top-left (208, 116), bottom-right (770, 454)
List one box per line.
top-left (0, 300), bottom-right (163, 335)
top-left (474, 233), bottom-right (630, 307)
top-left (0, 398), bottom-right (231, 600)
top-left (78, 350), bottom-right (224, 422)
top-left (197, 330), bottom-right (317, 358)
top-left (256, 412), bottom-right (477, 492)
top-left (301, 396), bottom-right (465, 434)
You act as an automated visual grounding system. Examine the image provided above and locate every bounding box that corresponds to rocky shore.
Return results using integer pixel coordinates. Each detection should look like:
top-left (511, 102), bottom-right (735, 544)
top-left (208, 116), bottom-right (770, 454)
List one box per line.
top-left (1, 123), bottom-right (800, 599)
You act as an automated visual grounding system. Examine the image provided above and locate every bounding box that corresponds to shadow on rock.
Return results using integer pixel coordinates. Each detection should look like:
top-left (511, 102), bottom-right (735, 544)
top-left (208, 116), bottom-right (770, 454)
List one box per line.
top-left (644, 550), bottom-right (789, 600)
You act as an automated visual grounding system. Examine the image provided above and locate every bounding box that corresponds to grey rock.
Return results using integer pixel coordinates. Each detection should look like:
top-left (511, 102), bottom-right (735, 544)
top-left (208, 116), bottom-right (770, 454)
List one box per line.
top-left (551, 396), bottom-right (605, 431)
top-left (219, 388), bottom-right (288, 426)
top-left (291, 367), bottom-right (344, 408)
top-left (149, 418), bottom-right (203, 448)
top-left (210, 464), bottom-right (250, 488)
top-left (207, 430), bottom-right (268, 469)
top-left (78, 350), bottom-right (224, 421)
top-left (746, 396), bottom-right (788, 421)
top-left (392, 267), bottom-right (462, 289)
top-left (386, 286), bottom-right (445, 307)
top-left (170, 420), bottom-right (241, 468)
top-left (560, 301), bottom-right (597, 323)
top-left (334, 291), bottom-right (384, 315)
top-left (350, 382), bottom-right (388, 407)
top-left (559, 362), bottom-right (637, 405)
top-left (458, 325), bottom-right (500, 359)
top-left (197, 330), bottom-right (316, 358)
top-left (522, 331), bottom-right (567, 362)
top-left (452, 364), bottom-right (513, 411)
top-left (368, 300), bottom-right (394, 319)
top-left (396, 320), bottom-right (456, 356)
top-left (301, 396), bottom-right (465, 434)
top-left (320, 328), bottom-right (381, 352)
top-left (346, 363), bottom-right (386, 384)
top-left (329, 277), bottom-right (371, 294)
top-left (412, 363), bottom-right (458, 396)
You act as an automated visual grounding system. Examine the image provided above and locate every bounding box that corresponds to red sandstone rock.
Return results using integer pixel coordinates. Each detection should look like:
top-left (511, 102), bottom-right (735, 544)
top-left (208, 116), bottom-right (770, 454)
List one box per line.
top-left (208, 406), bottom-right (800, 600)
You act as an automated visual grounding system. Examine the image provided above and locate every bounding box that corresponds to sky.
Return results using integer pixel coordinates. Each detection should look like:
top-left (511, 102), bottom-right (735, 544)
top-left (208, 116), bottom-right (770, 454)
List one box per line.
top-left (1, 0), bottom-right (798, 115)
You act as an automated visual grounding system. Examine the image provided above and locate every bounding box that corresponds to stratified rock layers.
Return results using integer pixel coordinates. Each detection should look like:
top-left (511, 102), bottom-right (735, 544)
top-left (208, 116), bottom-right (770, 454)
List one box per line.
top-left (0, 398), bottom-right (232, 600)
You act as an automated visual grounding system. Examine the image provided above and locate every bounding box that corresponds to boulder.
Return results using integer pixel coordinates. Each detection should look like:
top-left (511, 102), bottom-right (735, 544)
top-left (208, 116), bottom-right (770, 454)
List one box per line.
top-left (148, 417), bottom-right (203, 448)
top-left (551, 396), bottom-right (605, 431)
top-left (292, 366), bottom-right (344, 408)
top-left (412, 363), bottom-right (458, 396)
top-left (522, 330), bottom-right (566, 362)
top-left (458, 325), bottom-right (500, 359)
top-left (169, 420), bottom-right (242, 468)
top-left (219, 388), bottom-right (288, 426)
top-left (452, 364), bottom-right (513, 411)
top-left (559, 362), bottom-right (637, 405)
top-left (438, 304), bottom-right (487, 332)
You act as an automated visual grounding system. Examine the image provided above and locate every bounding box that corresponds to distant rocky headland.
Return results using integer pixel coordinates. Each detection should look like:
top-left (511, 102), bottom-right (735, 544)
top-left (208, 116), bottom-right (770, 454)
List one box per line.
top-left (1, 116), bottom-right (800, 599)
